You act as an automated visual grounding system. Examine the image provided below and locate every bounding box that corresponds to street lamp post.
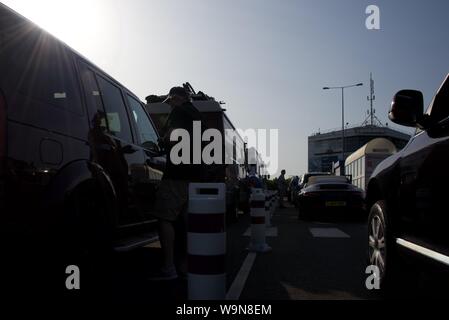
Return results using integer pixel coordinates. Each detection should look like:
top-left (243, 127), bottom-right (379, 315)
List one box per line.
top-left (323, 83), bottom-right (363, 171)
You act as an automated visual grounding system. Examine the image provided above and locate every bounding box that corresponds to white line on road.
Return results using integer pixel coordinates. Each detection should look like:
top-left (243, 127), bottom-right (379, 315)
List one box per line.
top-left (309, 228), bottom-right (350, 238)
top-left (226, 252), bottom-right (257, 300)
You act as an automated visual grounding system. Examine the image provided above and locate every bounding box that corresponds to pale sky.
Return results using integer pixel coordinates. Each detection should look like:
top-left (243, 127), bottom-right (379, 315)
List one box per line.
top-left (3, 0), bottom-right (449, 176)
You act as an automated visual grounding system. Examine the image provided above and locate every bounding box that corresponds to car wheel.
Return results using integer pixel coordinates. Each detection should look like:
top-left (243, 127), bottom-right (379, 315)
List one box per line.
top-left (367, 200), bottom-right (408, 296)
top-left (64, 183), bottom-right (113, 263)
top-left (368, 202), bottom-right (387, 283)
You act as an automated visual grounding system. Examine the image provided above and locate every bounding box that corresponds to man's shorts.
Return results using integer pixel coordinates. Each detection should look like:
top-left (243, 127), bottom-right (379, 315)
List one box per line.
top-left (152, 180), bottom-right (189, 222)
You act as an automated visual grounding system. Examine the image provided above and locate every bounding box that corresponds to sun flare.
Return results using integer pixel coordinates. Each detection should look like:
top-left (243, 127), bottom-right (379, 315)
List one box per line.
top-left (2, 0), bottom-right (105, 51)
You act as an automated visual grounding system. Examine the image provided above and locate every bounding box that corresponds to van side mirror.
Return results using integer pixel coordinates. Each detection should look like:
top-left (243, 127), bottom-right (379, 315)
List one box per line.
top-left (388, 90), bottom-right (424, 127)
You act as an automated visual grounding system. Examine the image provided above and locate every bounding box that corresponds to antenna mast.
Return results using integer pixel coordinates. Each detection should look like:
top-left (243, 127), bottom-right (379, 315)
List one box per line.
top-left (363, 73), bottom-right (383, 126)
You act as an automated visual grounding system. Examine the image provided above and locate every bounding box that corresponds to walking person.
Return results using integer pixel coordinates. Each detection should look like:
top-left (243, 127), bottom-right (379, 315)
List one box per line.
top-left (277, 170), bottom-right (287, 208)
top-left (149, 86), bottom-right (204, 280)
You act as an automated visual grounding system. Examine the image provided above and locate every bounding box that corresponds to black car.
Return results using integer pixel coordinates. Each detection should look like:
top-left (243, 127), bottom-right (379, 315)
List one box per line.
top-left (292, 172), bottom-right (331, 207)
top-left (297, 175), bottom-right (365, 220)
top-left (0, 3), bottom-right (165, 284)
top-left (365, 74), bottom-right (449, 292)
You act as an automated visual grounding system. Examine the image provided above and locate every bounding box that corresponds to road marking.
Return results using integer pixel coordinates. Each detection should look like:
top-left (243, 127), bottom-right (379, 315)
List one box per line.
top-left (309, 228), bottom-right (350, 238)
top-left (243, 227), bottom-right (278, 237)
top-left (226, 252), bottom-right (257, 300)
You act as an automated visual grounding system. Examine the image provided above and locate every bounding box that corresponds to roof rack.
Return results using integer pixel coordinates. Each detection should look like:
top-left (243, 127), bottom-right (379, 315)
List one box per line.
top-left (146, 82), bottom-right (220, 104)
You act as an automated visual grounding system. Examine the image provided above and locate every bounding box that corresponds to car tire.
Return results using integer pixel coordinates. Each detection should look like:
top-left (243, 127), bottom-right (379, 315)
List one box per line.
top-left (367, 200), bottom-right (409, 297)
top-left (64, 182), bottom-right (113, 263)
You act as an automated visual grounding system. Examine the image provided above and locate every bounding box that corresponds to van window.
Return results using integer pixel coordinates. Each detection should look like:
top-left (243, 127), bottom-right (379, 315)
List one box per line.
top-left (0, 27), bottom-right (83, 115)
top-left (127, 95), bottom-right (158, 145)
top-left (79, 66), bottom-right (107, 130)
top-left (96, 76), bottom-right (133, 142)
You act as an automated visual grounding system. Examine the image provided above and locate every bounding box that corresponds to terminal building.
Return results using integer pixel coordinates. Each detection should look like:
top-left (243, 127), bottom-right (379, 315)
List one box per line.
top-left (308, 125), bottom-right (411, 173)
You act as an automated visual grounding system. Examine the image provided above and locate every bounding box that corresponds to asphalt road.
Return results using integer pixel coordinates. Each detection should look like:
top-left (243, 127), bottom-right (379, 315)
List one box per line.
top-left (71, 202), bottom-right (376, 302)
top-left (13, 200), bottom-right (445, 302)
top-left (227, 203), bottom-right (377, 300)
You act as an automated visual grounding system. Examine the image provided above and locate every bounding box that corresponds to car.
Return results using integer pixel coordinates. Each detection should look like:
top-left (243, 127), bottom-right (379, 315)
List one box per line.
top-left (292, 172), bottom-right (331, 207)
top-left (297, 175), bottom-right (365, 220)
top-left (0, 3), bottom-right (165, 271)
top-left (365, 73), bottom-right (449, 293)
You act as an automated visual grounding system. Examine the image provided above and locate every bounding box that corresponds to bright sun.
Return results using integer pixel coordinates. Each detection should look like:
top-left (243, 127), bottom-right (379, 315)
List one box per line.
top-left (2, 0), bottom-right (105, 52)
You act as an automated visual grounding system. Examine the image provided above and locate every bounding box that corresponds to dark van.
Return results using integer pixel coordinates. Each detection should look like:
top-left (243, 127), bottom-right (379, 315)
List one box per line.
top-left (0, 3), bottom-right (165, 279)
top-left (365, 73), bottom-right (449, 294)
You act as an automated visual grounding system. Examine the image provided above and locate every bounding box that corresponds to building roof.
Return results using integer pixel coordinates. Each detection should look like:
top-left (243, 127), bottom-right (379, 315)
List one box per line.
top-left (345, 138), bottom-right (396, 166)
top-left (309, 125), bottom-right (411, 141)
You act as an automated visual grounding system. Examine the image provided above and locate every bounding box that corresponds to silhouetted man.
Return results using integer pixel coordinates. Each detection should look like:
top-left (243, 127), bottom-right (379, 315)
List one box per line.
top-left (278, 169), bottom-right (287, 208)
top-left (149, 87), bottom-right (203, 280)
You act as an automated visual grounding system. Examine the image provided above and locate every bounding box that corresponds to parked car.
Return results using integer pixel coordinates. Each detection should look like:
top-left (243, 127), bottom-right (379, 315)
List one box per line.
top-left (365, 73), bottom-right (449, 292)
top-left (0, 3), bottom-right (165, 266)
top-left (297, 175), bottom-right (365, 220)
top-left (292, 172), bottom-right (331, 207)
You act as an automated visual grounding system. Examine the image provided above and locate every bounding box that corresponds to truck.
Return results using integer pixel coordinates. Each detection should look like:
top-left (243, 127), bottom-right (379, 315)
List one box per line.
top-left (146, 83), bottom-right (250, 221)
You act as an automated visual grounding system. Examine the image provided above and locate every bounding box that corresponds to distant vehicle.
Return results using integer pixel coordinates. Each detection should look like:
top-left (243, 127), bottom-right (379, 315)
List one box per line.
top-left (345, 138), bottom-right (397, 190)
top-left (146, 85), bottom-right (249, 221)
top-left (297, 175), bottom-right (365, 220)
top-left (365, 74), bottom-right (449, 292)
top-left (0, 2), bottom-right (165, 265)
top-left (247, 146), bottom-right (268, 179)
top-left (292, 172), bottom-right (331, 207)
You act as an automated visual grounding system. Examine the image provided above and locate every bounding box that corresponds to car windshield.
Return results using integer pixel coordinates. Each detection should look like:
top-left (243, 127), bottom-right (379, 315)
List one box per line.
top-left (303, 173), bottom-right (330, 184)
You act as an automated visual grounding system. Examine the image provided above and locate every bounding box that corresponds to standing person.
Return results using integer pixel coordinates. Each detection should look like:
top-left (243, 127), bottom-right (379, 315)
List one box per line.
top-left (277, 170), bottom-right (287, 208)
top-left (149, 86), bottom-right (203, 280)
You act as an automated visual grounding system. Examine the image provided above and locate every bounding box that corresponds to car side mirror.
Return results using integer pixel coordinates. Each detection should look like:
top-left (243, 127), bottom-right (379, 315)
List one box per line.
top-left (388, 90), bottom-right (424, 127)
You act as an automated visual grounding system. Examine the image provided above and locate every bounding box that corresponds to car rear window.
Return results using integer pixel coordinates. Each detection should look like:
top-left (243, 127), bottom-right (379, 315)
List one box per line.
top-left (308, 176), bottom-right (349, 185)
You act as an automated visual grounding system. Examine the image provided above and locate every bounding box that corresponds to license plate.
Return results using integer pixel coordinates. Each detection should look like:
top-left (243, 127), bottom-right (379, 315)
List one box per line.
top-left (325, 201), bottom-right (346, 207)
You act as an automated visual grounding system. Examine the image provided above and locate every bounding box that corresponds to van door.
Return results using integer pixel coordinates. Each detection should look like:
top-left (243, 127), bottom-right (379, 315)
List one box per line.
top-left (399, 76), bottom-right (449, 252)
top-left (78, 62), bottom-right (146, 226)
top-left (125, 94), bottom-right (165, 221)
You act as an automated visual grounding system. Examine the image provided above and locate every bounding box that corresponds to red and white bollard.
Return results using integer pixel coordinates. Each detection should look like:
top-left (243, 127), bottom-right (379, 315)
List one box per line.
top-left (188, 183), bottom-right (226, 300)
top-left (248, 188), bottom-right (271, 253)
top-left (270, 191), bottom-right (275, 217)
top-left (265, 191), bottom-right (272, 227)
top-left (275, 191), bottom-right (280, 209)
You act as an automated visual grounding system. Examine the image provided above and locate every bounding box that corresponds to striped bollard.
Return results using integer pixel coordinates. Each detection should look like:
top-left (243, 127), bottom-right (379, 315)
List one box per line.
top-left (275, 191), bottom-right (280, 209)
top-left (247, 188), bottom-right (271, 253)
top-left (264, 191), bottom-right (272, 227)
top-left (188, 183), bottom-right (226, 300)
